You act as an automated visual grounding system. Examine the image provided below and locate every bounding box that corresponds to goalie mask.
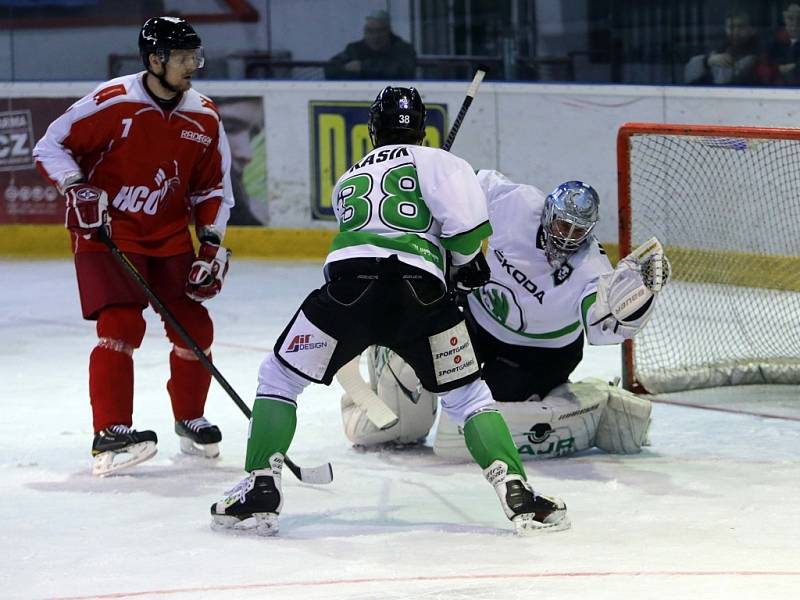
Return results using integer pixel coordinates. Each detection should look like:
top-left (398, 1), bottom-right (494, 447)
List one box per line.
top-left (368, 86), bottom-right (426, 148)
top-left (542, 181), bottom-right (599, 267)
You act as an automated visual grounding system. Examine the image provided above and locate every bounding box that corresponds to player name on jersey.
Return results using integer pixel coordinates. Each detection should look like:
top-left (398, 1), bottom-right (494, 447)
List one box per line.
top-left (347, 146), bottom-right (409, 173)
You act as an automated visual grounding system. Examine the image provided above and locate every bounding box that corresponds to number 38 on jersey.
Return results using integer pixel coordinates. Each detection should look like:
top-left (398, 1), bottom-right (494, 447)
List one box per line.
top-left (337, 163), bottom-right (432, 234)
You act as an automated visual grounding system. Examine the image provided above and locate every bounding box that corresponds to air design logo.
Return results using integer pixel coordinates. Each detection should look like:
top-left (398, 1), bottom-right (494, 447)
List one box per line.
top-left (285, 334), bottom-right (328, 353)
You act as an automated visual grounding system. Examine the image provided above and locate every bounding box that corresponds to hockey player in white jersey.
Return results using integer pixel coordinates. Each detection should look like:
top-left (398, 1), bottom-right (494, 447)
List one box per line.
top-left (210, 87), bottom-right (569, 536)
top-left (340, 170), bottom-right (670, 460)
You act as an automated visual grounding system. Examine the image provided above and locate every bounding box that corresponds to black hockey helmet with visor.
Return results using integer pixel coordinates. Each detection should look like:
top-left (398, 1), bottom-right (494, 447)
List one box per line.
top-left (541, 180), bottom-right (599, 267)
top-left (368, 86), bottom-right (426, 148)
top-left (139, 16), bottom-right (204, 70)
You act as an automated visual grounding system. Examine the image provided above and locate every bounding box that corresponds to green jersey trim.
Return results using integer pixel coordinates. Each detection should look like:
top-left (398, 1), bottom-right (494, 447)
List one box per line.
top-left (581, 292), bottom-right (597, 331)
top-left (330, 231), bottom-right (444, 270)
top-left (474, 290), bottom-right (582, 339)
top-left (441, 220), bottom-right (493, 255)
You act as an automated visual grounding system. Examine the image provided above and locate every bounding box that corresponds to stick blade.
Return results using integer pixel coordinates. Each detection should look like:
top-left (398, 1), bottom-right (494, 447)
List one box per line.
top-left (285, 458), bottom-right (334, 485)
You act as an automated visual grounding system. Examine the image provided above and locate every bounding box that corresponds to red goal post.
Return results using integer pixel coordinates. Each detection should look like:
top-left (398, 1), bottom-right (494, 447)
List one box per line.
top-left (617, 122), bottom-right (800, 395)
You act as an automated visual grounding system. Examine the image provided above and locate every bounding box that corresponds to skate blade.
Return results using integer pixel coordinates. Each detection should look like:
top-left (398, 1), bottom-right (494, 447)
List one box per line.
top-left (211, 512), bottom-right (279, 536)
top-left (179, 436), bottom-right (220, 458)
top-left (513, 512), bottom-right (571, 535)
top-left (92, 441), bottom-right (157, 477)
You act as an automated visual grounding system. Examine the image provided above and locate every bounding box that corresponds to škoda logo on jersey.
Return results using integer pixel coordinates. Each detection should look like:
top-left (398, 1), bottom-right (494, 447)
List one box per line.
top-left (111, 162), bottom-right (180, 215)
top-left (285, 334), bottom-right (328, 353)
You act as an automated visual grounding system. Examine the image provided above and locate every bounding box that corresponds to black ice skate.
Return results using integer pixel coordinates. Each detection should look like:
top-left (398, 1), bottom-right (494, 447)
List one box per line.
top-left (175, 417), bottom-right (222, 458)
top-left (91, 424), bottom-right (158, 477)
top-left (211, 453), bottom-right (283, 536)
top-left (484, 460), bottom-right (571, 534)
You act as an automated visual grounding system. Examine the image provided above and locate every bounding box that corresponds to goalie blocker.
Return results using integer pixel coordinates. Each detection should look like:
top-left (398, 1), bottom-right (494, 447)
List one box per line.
top-left (340, 348), bottom-right (652, 458)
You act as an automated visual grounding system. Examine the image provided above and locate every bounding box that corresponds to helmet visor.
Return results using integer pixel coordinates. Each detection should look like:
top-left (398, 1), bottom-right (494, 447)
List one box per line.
top-left (166, 47), bottom-right (205, 69)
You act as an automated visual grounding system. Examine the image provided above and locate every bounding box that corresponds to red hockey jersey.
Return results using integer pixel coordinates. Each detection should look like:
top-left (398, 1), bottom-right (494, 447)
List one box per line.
top-left (34, 72), bottom-right (234, 256)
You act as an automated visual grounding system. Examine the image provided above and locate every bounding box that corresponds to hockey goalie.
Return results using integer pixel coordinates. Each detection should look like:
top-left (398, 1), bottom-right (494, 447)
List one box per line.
top-left (338, 170), bottom-right (670, 459)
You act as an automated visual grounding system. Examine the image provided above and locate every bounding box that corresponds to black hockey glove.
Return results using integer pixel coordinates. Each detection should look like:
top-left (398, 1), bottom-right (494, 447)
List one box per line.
top-left (449, 252), bottom-right (490, 295)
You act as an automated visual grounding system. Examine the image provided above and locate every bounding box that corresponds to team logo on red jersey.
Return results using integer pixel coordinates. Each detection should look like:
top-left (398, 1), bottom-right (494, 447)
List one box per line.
top-left (285, 334), bottom-right (328, 353)
top-left (111, 162), bottom-right (180, 215)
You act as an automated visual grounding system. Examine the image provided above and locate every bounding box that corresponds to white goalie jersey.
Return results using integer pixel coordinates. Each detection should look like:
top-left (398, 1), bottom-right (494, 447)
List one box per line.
top-left (467, 170), bottom-right (627, 348)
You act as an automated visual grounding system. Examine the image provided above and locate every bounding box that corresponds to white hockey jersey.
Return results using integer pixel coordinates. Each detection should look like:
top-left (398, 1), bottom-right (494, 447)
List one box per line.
top-left (467, 170), bottom-right (624, 348)
top-left (325, 144), bottom-right (491, 283)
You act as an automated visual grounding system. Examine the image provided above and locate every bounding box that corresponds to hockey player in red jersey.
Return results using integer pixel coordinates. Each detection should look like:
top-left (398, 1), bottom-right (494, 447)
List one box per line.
top-left (33, 16), bottom-right (234, 476)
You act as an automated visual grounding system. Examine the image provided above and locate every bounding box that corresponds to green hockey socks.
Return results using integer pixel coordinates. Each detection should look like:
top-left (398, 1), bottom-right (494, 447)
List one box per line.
top-left (244, 397), bottom-right (297, 472)
top-left (463, 410), bottom-right (527, 479)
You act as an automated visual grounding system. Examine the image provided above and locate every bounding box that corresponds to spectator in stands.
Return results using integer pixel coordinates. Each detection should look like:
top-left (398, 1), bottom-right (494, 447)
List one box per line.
top-left (324, 9), bottom-right (416, 80)
top-left (684, 8), bottom-right (761, 85)
top-left (758, 1), bottom-right (800, 85)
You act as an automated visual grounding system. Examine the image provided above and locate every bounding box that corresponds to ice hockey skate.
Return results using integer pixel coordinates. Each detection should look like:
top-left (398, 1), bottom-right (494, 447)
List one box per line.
top-left (484, 460), bottom-right (570, 534)
top-left (175, 417), bottom-right (221, 458)
top-left (211, 454), bottom-right (283, 536)
top-left (91, 425), bottom-right (158, 477)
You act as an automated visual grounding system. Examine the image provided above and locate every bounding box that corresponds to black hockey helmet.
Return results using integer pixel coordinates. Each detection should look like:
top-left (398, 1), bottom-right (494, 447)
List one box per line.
top-left (368, 86), bottom-right (426, 147)
top-left (138, 16), bottom-right (203, 68)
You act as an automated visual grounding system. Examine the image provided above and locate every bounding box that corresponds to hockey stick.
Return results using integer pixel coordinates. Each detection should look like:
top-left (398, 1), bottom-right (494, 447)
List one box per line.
top-left (337, 69), bottom-right (489, 427)
top-left (97, 228), bottom-right (333, 485)
top-left (441, 66), bottom-right (487, 152)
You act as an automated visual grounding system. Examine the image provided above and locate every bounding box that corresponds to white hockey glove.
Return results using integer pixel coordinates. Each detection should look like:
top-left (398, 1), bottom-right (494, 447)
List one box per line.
top-left (591, 237), bottom-right (669, 338)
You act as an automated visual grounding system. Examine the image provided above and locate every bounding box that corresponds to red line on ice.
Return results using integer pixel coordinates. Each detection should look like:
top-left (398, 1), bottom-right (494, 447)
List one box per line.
top-left (49, 571), bottom-right (800, 599)
top-left (650, 397), bottom-right (800, 421)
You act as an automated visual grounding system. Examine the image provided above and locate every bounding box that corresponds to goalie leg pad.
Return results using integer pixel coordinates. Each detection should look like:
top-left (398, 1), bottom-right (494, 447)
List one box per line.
top-left (434, 380), bottom-right (609, 461)
top-left (595, 385), bottom-right (652, 454)
top-left (340, 351), bottom-right (437, 446)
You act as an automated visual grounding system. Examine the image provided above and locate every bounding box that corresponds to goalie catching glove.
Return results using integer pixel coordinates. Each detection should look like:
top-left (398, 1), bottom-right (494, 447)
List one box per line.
top-left (64, 182), bottom-right (110, 240)
top-left (186, 231), bottom-right (231, 302)
top-left (590, 237), bottom-right (671, 338)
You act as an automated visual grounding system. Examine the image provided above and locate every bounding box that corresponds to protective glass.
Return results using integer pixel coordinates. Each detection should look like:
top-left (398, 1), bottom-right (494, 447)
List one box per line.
top-left (166, 47), bottom-right (205, 69)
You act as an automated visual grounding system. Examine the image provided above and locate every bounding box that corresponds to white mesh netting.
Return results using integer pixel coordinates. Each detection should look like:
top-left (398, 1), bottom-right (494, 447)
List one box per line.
top-left (624, 129), bottom-right (800, 393)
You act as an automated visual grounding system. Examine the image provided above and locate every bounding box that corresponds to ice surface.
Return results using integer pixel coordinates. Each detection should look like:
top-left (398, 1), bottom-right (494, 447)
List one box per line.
top-left (1, 260), bottom-right (798, 600)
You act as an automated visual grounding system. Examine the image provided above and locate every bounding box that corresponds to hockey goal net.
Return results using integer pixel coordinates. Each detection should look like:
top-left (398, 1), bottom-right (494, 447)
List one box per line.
top-left (618, 123), bottom-right (800, 394)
